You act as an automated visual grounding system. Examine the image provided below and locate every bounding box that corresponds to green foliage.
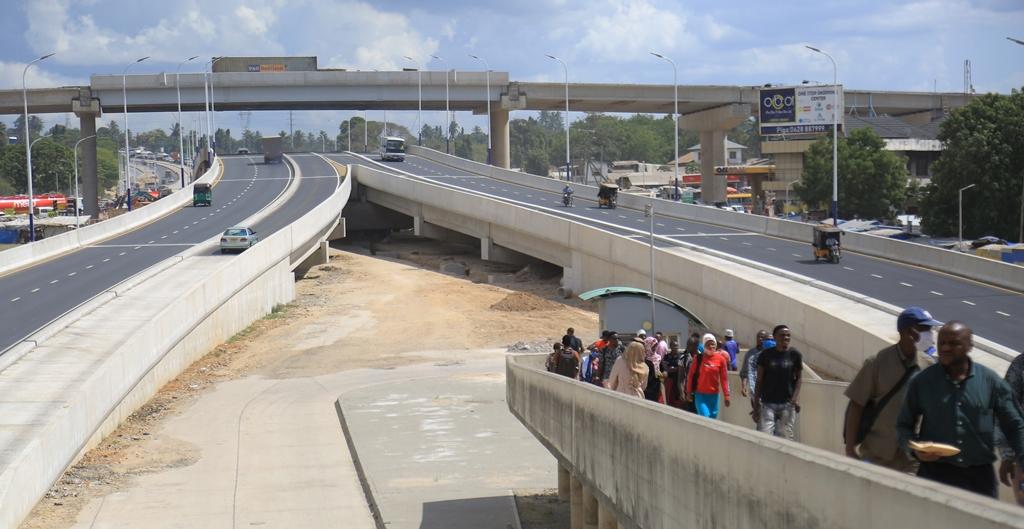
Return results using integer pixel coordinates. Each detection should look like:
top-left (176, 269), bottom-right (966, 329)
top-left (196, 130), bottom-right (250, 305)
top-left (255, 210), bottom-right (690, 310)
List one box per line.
top-left (795, 128), bottom-right (908, 220)
top-left (921, 89), bottom-right (1024, 241)
top-left (0, 140), bottom-right (74, 194)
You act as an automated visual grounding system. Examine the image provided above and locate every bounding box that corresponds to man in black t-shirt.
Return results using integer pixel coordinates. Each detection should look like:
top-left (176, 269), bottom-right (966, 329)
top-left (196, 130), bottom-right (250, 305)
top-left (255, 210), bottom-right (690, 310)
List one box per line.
top-left (562, 327), bottom-right (583, 354)
top-left (753, 324), bottom-right (803, 440)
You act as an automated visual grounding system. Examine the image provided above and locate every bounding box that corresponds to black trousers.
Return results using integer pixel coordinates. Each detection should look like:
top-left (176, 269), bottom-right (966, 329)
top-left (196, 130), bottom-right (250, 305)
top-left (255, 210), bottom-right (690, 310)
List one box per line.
top-left (917, 461), bottom-right (997, 498)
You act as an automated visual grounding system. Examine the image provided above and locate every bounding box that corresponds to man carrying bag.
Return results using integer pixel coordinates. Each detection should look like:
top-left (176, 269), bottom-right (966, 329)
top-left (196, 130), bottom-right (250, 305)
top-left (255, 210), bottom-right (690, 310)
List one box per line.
top-left (844, 307), bottom-right (938, 471)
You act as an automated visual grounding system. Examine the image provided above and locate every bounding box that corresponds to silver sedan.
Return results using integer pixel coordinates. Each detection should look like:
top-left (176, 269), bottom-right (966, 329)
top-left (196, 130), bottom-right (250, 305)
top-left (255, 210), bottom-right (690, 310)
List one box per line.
top-left (220, 226), bottom-right (259, 253)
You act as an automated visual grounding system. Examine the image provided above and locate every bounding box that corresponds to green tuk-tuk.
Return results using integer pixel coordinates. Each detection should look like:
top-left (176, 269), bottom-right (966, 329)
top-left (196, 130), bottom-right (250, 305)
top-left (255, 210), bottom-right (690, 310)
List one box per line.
top-left (193, 183), bottom-right (212, 207)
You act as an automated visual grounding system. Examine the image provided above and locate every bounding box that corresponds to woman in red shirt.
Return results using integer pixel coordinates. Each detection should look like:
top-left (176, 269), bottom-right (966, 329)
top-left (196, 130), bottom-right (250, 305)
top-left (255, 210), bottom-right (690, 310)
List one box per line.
top-left (684, 333), bottom-right (731, 418)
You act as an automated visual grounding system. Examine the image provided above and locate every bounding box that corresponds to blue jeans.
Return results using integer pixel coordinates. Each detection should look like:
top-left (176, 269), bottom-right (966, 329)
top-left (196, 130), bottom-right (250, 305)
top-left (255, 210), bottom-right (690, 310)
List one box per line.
top-left (694, 392), bottom-right (720, 418)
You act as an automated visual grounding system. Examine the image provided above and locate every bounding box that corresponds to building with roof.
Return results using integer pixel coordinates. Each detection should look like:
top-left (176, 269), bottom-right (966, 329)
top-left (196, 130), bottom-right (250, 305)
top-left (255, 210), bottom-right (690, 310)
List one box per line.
top-left (685, 137), bottom-right (747, 165)
top-left (844, 114), bottom-right (944, 182)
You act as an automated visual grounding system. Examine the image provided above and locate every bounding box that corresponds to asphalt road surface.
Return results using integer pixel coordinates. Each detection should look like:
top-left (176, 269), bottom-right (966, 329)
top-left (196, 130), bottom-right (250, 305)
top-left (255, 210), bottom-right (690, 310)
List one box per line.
top-left (333, 152), bottom-right (1021, 354)
top-left (0, 153), bottom-right (345, 353)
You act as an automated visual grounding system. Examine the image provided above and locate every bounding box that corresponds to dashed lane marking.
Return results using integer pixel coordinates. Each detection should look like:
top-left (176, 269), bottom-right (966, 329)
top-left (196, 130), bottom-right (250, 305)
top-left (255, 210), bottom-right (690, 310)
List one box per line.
top-left (791, 253), bottom-right (801, 257)
top-left (67, 272), bottom-right (76, 277)
top-left (962, 300), bottom-right (976, 306)
top-left (49, 280), bottom-right (58, 284)
top-left (744, 242), bottom-right (753, 246)
top-left (10, 297), bottom-right (19, 302)
top-left (871, 274), bottom-right (884, 279)
top-left (843, 266), bottom-right (855, 271)
top-left (86, 265), bottom-right (94, 269)
top-left (767, 247), bottom-right (776, 251)
top-left (930, 291), bottom-right (944, 296)
top-left (31, 288), bottom-right (39, 293)
top-left (997, 311), bottom-right (1011, 317)
top-left (900, 282), bottom-right (913, 287)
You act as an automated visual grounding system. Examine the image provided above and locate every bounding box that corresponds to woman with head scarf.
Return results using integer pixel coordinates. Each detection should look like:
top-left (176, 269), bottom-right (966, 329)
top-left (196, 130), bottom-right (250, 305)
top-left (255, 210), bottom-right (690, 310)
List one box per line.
top-left (684, 333), bottom-right (731, 418)
top-left (643, 334), bottom-right (665, 403)
top-left (608, 341), bottom-right (649, 398)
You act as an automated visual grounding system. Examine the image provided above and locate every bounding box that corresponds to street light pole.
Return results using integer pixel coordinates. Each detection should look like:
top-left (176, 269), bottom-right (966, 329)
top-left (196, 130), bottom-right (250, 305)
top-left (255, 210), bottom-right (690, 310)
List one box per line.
top-left (431, 55), bottom-right (450, 154)
top-left (208, 57), bottom-right (223, 157)
top-left (645, 202), bottom-right (656, 330)
top-left (122, 56), bottom-right (150, 212)
top-left (469, 54), bottom-right (492, 164)
top-left (404, 56), bottom-right (423, 146)
top-left (22, 52), bottom-right (54, 242)
top-left (546, 54), bottom-right (571, 182)
top-left (806, 45), bottom-right (840, 226)
top-left (1011, 37), bottom-right (1024, 242)
top-left (348, 115), bottom-right (354, 152)
top-left (959, 183), bottom-right (976, 250)
top-left (363, 110), bottom-right (368, 153)
top-left (176, 56), bottom-right (198, 188)
top-left (73, 134), bottom-right (96, 229)
top-left (786, 179), bottom-right (801, 205)
top-left (651, 52), bottom-right (679, 200)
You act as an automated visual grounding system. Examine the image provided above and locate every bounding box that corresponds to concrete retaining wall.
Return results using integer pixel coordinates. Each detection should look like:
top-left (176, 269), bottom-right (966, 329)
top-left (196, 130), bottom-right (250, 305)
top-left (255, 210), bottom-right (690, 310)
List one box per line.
top-left (0, 158), bottom-right (222, 278)
top-left (408, 145), bottom-right (1023, 293)
top-left (0, 166), bottom-right (351, 529)
top-left (507, 354), bottom-right (1024, 529)
top-left (353, 165), bottom-right (1012, 380)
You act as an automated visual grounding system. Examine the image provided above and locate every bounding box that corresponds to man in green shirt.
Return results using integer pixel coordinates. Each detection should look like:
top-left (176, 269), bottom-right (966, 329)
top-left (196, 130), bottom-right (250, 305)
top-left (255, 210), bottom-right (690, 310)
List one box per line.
top-left (896, 321), bottom-right (1024, 498)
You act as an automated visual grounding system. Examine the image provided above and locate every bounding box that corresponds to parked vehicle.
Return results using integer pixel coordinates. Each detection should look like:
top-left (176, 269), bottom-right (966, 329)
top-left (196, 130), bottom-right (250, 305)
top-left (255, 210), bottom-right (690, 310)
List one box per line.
top-left (220, 226), bottom-right (259, 253)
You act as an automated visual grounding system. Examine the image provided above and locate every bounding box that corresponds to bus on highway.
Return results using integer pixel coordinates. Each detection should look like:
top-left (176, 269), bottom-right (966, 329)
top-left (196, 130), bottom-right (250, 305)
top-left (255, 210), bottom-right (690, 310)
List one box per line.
top-left (380, 136), bottom-right (406, 162)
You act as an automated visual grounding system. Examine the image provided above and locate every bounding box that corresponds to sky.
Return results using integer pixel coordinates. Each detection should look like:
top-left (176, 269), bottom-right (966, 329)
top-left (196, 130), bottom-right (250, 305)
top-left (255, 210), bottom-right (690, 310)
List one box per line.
top-left (1, 0), bottom-right (1022, 138)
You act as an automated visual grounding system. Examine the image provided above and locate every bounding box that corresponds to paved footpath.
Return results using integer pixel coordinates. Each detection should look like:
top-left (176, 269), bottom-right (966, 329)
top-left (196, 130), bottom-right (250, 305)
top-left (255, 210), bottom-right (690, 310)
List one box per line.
top-left (66, 352), bottom-right (553, 529)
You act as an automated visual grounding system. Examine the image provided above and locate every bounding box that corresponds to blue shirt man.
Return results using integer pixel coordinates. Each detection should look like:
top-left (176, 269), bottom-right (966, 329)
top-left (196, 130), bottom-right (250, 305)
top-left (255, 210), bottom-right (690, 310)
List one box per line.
top-left (722, 329), bottom-right (739, 371)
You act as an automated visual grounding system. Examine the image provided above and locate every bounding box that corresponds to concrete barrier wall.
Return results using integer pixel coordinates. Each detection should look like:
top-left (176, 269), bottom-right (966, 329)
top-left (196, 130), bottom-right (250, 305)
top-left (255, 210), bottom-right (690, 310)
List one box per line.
top-left (0, 166), bottom-right (351, 529)
top-left (353, 165), bottom-right (1008, 380)
top-left (0, 158), bottom-right (222, 277)
top-left (408, 145), bottom-right (1023, 293)
top-left (507, 354), bottom-right (1024, 529)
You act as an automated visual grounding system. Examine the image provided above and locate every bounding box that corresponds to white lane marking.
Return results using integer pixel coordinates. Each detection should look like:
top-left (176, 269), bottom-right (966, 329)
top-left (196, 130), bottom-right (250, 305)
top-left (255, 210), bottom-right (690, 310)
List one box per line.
top-left (997, 311), bottom-right (1011, 317)
top-left (719, 237), bottom-right (729, 241)
top-left (134, 246), bottom-right (141, 250)
top-left (86, 265), bottom-right (94, 269)
top-left (743, 242), bottom-right (753, 246)
top-left (10, 297), bottom-right (19, 302)
top-left (102, 258), bottom-right (110, 262)
top-left (31, 288), bottom-right (39, 293)
top-left (871, 274), bottom-right (883, 279)
top-left (147, 240), bottom-right (155, 244)
top-left (160, 235), bottom-right (167, 239)
top-left (119, 252), bottom-right (126, 256)
top-left (67, 272), bottom-right (76, 277)
top-left (676, 227), bottom-right (686, 231)
top-left (930, 291), bottom-right (944, 296)
top-left (49, 279), bottom-right (58, 284)
top-left (962, 300), bottom-right (976, 306)
top-left (184, 226), bottom-right (190, 229)
top-left (526, 194), bottom-right (533, 198)
top-left (900, 282), bottom-right (913, 287)
top-left (791, 253), bottom-right (801, 257)
top-left (618, 215), bottom-right (627, 219)
top-left (767, 247), bottom-right (776, 251)
top-left (656, 223), bottom-right (665, 227)
top-left (601, 211), bottom-right (609, 215)
top-left (173, 230), bottom-right (179, 234)
top-left (843, 266), bottom-right (855, 271)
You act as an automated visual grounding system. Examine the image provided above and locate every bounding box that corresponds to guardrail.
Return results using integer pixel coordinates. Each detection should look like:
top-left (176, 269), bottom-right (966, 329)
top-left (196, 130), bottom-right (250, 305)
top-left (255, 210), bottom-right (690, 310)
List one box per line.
top-left (0, 158), bottom-right (222, 277)
top-left (407, 145), bottom-right (1023, 294)
top-left (0, 164), bottom-right (350, 529)
top-left (507, 354), bottom-right (1023, 529)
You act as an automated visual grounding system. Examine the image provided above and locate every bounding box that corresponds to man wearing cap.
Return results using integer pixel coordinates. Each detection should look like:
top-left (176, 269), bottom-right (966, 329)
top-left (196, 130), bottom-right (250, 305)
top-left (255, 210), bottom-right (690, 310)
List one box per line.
top-left (594, 332), bottom-right (624, 388)
top-left (722, 329), bottom-right (740, 371)
top-left (844, 307), bottom-right (938, 471)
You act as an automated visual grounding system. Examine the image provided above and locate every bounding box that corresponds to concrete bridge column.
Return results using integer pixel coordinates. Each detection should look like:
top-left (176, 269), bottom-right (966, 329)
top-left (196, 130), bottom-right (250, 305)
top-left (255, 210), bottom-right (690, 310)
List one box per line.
top-left (557, 464), bottom-right (570, 500)
top-left (682, 103), bottom-right (750, 205)
top-left (72, 91), bottom-right (102, 217)
top-left (597, 502), bottom-right (617, 529)
top-left (582, 486), bottom-right (598, 529)
top-left (490, 109), bottom-right (510, 169)
top-left (570, 475), bottom-right (583, 529)
top-left (480, 236), bottom-right (533, 266)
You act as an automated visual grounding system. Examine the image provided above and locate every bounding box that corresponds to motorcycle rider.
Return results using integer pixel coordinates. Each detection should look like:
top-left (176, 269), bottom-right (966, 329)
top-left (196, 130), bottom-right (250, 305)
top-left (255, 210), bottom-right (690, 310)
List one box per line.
top-left (562, 184), bottom-right (574, 207)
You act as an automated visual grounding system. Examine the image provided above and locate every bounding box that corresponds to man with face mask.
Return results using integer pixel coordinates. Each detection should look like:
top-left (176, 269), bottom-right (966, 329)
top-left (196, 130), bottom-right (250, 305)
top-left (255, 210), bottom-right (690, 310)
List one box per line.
top-left (844, 307), bottom-right (939, 471)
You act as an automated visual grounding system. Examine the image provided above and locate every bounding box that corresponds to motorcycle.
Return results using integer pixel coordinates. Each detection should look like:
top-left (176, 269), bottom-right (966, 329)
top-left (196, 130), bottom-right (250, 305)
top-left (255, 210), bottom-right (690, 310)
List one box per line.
top-left (562, 192), bottom-right (574, 207)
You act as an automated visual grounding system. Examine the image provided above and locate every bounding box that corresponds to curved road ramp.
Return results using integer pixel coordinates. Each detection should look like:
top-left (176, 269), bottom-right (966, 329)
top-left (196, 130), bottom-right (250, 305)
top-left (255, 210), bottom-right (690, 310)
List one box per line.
top-left (0, 162), bottom-right (351, 529)
top-left (507, 354), bottom-right (1023, 529)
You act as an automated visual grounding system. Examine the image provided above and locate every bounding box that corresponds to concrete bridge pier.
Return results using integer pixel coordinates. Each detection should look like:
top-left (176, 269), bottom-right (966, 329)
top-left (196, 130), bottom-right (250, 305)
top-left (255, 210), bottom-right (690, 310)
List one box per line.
top-left (558, 463), bottom-right (571, 500)
top-left (570, 475), bottom-right (584, 529)
top-left (489, 109), bottom-right (510, 169)
top-left (413, 216), bottom-right (477, 246)
top-left (480, 236), bottom-right (533, 266)
top-left (582, 485), bottom-right (599, 529)
top-left (597, 502), bottom-right (618, 529)
top-left (72, 91), bottom-right (102, 217)
top-left (683, 103), bottom-right (750, 205)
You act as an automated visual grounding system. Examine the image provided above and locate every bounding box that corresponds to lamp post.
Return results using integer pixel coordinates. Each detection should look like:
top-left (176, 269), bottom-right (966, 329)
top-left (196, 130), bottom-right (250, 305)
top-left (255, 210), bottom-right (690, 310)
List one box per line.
top-left (1012, 37), bottom-right (1024, 243)
top-left (805, 45), bottom-right (840, 226)
top-left (29, 137), bottom-right (49, 195)
top-left (431, 55), bottom-right (451, 154)
top-left (545, 54), bottom-right (571, 182)
top-left (207, 57), bottom-right (224, 156)
top-left (785, 178), bottom-right (801, 204)
top-left (347, 115), bottom-right (354, 152)
top-left (959, 183), bottom-right (976, 250)
top-left (176, 56), bottom-right (198, 188)
top-left (22, 52), bottom-right (55, 242)
top-left (122, 56), bottom-right (149, 212)
top-left (651, 52), bottom-right (680, 201)
top-left (469, 54), bottom-right (492, 164)
top-left (363, 110), bottom-right (368, 153)
top-left (644, 202), bottom-right (656, 330)
top-left (73, 134), bottom-right (96, 229)
top-left (404, 56), bottom-right (423, 146)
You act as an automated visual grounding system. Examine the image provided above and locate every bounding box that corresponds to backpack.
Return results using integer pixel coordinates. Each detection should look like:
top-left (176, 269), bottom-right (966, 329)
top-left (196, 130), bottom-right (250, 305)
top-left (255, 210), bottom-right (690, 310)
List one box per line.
top-left (843, 364), bottom-right (918, 444)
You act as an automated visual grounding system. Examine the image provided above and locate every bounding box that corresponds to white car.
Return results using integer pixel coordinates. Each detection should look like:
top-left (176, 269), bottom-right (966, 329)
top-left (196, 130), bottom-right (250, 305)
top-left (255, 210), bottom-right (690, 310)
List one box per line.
top-left (220, 226), bottom-right (259, 253)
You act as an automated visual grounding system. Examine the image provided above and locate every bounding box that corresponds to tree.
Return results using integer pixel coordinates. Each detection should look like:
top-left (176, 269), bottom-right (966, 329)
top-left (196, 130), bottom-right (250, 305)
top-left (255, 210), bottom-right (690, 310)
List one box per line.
top-left (795, 128), bottom-right (907, 220)
top-left (11, 115), bottom-right (44, 143)
top-left (921, 89), bottom-right (1024, 240)
top-left (0, 140), bottom-right (74, 194)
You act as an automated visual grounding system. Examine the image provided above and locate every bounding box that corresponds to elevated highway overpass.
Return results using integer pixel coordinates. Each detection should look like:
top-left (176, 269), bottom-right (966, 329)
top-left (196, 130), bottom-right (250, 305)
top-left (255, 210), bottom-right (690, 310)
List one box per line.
top-left (0, 66), bottom-right (970, 213)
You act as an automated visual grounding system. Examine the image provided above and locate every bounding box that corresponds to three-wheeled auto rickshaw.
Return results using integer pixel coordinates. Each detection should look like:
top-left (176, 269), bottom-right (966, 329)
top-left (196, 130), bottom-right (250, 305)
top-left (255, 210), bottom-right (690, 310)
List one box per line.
top-left (812, 225), bottom-right (842, 263)
top-left (193, 183), bottom-right (212, 207)
top-left (598, 183), bottom-right (618, 209)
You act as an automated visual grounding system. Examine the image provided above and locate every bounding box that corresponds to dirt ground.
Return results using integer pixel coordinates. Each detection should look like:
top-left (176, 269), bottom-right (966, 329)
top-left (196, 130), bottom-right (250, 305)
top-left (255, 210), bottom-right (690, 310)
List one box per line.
top-left (19, 234), bottom-right (598, 529)
top-left (515, 489), bottom-right (571, 529)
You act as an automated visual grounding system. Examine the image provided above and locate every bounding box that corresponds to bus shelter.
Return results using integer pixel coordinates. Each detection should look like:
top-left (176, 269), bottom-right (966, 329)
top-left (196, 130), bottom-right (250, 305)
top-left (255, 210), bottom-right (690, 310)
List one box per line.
top-left (578, 286), bottom-right (708, 344)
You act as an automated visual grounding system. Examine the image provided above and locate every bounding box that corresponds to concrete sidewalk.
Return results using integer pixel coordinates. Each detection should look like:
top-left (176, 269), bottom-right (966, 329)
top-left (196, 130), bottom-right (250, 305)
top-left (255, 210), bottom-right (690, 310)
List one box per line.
top-left (336, 354), bottom-right (555, 529)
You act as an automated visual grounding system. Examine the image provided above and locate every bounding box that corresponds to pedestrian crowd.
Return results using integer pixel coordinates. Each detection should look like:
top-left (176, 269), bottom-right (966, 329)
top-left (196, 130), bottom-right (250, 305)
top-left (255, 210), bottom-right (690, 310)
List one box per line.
top-left (545, 324), bottom-right (804, 440)
top-left (545, 305), bottom-right (1024, 503)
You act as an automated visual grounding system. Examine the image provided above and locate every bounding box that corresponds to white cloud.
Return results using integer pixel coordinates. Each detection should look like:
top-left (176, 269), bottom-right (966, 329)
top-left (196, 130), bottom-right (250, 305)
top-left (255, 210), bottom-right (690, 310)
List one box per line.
top-left (575, 0), bottom-right (690, 60)
top-left (310, 2), bottom-right (439, 70)
top-left (0, 62), bottom-right (84, 89)
top-left (235, 5), bottom-right (275, 35)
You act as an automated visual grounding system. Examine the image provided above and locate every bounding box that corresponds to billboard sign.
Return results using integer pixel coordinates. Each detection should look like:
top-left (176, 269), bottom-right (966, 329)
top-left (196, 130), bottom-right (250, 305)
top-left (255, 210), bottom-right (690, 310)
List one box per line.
top-left (759, 85), bottom-right (843, 136)
top-left (246, 64), bottom-right (287, 73)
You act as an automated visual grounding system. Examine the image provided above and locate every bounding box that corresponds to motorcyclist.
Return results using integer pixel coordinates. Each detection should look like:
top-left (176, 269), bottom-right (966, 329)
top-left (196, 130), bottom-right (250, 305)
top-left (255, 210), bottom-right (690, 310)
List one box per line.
top-left (562, 184), bottom-right (574, 206)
